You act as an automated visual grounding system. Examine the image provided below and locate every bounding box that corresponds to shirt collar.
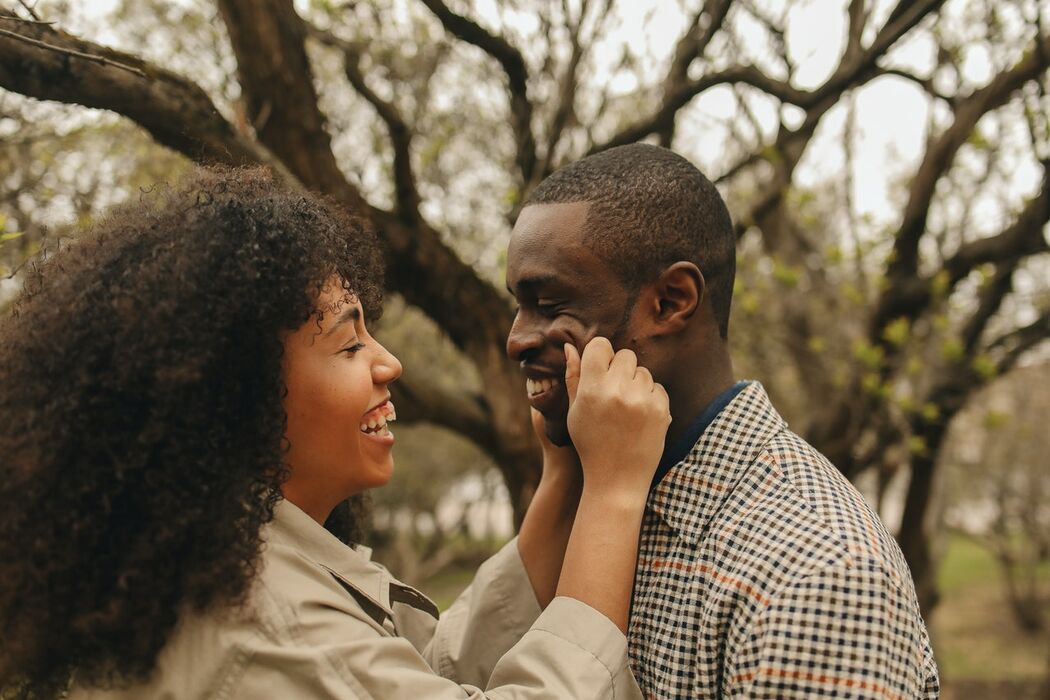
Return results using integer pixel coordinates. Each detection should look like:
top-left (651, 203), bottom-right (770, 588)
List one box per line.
top-left (653, 380), bottom-right (750, 486)
top-left (647, 381), bottom-right (786, 546)
top-left (266, 499), bottom-right (394, 617)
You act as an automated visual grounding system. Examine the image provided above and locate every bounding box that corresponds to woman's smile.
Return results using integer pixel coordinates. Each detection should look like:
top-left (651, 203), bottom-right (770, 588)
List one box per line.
top-left (359, 400), bottom-right (397, 445)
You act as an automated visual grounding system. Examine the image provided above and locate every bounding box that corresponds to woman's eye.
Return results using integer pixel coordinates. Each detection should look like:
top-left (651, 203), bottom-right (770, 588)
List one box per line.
top-left (341, 342), bottom-right (366, 356)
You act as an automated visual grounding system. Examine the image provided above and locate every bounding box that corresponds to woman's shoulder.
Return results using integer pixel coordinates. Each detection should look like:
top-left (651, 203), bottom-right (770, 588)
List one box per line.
top-left (253, 531), bottom-right (394, 636)
top-left (68, 513), bottom-right (393, 699)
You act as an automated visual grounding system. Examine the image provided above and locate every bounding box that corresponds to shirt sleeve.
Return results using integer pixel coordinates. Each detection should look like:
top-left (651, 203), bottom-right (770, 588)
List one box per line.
top-left (230, 593), bottom-right (641, 700)
top-left (725, 557), bottom-right (938, 699)
top-left (421, 536), bottom-right (542, 686)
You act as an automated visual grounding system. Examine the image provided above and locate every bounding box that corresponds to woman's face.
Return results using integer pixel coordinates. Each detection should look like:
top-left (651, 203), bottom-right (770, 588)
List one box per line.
top-left (280, 281), bottom-right (402, 523)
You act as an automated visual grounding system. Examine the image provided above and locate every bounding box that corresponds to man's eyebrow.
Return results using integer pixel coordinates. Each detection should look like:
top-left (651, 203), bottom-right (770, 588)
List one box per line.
top-left (325, 306), bottom-right (360, 336)
top-left (508, 274), bottom-right (561, 295)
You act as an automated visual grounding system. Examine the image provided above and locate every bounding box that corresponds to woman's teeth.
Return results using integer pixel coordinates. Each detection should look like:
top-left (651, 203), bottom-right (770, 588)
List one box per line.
top-left (360, 402), bottom-right (397, 435)
top-left (526, 378), bottom-right (559, 397)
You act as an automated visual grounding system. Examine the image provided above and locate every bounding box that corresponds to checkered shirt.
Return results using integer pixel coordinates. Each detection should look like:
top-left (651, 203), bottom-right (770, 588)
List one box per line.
top-left (628, 382), bottom-right (939, 699)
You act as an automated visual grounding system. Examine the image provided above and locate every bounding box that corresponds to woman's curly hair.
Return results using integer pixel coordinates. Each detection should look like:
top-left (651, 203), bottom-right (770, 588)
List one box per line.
top-left (0, 167), bottom-right (383, 698)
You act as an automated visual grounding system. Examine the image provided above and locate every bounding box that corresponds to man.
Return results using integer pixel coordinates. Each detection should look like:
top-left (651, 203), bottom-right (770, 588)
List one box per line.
top-left (505, 143), bottom-right (939, 698)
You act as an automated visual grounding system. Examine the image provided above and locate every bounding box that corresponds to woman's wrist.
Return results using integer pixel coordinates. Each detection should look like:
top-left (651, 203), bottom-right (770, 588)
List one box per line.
top-left (576, 485), bottom-right (647, 523)
top-left (531, 467), bottom-right (582, 528)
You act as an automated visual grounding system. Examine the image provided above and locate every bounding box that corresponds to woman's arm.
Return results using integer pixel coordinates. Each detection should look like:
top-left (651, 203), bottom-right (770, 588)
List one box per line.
top-left (516, 409), bottom-right (582, 609)
top-left (555, 338), bottom-right (669, 632)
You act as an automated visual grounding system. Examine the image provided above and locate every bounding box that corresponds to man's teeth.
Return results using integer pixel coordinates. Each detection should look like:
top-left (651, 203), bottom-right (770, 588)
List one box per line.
top-left (526, 378), bottom-right (559, 397)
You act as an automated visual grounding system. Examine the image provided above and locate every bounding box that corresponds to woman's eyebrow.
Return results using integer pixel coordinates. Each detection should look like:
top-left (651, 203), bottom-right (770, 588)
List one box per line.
top-left (325, 306), bottom-right (360, 336)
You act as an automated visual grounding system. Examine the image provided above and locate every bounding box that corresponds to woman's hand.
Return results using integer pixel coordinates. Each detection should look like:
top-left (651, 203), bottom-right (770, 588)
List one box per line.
top-left (554, 336), bottom-right (670, 632)
top-left (564, 337), bottom-right (670, 504)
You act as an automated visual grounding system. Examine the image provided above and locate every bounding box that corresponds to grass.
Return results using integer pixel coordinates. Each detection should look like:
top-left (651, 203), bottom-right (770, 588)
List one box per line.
top-left (933, 534), bottom-right (1049, 684)
top-left (425, 565), bottom-right (479, 611)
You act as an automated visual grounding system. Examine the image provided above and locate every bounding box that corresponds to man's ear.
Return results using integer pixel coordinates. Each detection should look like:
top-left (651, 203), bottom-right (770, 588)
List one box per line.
top-left (648, 262), bottom-right (704, 334)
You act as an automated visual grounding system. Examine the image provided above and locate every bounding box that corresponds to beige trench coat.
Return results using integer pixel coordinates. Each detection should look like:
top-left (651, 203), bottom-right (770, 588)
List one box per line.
top-left (70, 500), bottom-right (642, 699)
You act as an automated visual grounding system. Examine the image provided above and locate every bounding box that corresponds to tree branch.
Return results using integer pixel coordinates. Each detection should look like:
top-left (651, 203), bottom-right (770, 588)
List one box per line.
top-left (419, 0), bottom-right (537, 184)
top-left (655, 0), bottom-right (734, 146)
top-left (0, 13), bottom-right (279, 169)
top-left (885, 32), bottom-right (1050, 286)
top-left (817, 0), bottom-right (946, 103)
top-left (13, 1), bottom-right (42, 22)
top-left (216, 0), bottom-right (366, 212)
top-left (0, 26), bottom-right (143, 74)
top-left (536, 0), bottom-right (591, 181)
top-left (306, 23), bottom-right (421, 222)
top-left (593, 0), bottom-right (944, 152)
top-left (881, 67), bottom-right (955, 104)
top-left (594, 65), bottom-right (807, 152)
top-left (960, 261), bottom-right (1017, 356)
top-left (873, 170), bottom-right (1050, 331)
top-left (990, 307), bottom-right (1050, 374)
top-left (673, 0), bottom-right (733, 79)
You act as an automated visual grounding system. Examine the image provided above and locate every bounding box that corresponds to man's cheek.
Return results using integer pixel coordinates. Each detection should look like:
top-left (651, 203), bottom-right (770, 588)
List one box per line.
top-left (552, 322), bottom-right (599, 354)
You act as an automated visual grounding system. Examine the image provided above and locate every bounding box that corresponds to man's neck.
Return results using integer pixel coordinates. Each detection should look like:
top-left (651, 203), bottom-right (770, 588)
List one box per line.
top-left (665, 349), bottom-right (735, 448)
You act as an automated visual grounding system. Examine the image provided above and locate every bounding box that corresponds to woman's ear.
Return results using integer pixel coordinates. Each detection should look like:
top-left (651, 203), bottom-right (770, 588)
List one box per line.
top-left (652, 262), bottom-right (704, 334)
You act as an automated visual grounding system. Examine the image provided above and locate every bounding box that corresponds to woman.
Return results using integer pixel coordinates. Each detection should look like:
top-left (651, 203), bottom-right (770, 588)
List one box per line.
top-left (0, 167), bottom-right (669, 699)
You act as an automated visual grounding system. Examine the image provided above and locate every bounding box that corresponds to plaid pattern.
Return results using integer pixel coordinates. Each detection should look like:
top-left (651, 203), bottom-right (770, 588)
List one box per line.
top-left (628, 383), bottom-right (939, 698)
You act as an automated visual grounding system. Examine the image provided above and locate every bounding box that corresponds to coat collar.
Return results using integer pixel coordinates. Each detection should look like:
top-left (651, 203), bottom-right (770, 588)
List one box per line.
top-left (266, 499), bottom-right (394, 617)
top-left (648, 382), bottom-right (786, 546)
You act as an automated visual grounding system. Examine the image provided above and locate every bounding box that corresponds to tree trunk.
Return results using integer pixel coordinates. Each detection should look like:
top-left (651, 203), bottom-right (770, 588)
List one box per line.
top-left (897, 451), bottom-right (939, 615)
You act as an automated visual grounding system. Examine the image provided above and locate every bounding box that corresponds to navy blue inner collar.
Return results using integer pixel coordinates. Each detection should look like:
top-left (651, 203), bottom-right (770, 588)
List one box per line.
top-left (652, 381), bottom-right (750, 487)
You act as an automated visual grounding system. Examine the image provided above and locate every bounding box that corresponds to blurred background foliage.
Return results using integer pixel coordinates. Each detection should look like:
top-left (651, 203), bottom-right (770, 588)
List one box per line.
top-left (1, 0), bottom-right (1048, 695)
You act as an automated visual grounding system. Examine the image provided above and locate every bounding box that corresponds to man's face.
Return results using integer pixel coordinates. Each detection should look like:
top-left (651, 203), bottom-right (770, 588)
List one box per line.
top-left (505, 201), bottom-right (637, 446)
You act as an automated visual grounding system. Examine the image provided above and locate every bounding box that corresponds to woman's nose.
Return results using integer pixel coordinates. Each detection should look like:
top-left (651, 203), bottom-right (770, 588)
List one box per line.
top-left (373, 343), bottom-right (402, 383)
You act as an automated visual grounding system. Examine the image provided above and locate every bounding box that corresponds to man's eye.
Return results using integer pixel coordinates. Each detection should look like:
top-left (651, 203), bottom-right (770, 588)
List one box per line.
top-left (536, 300), bottom-right (561, 314)
top-left (341, 343), bottom-right (366, 356)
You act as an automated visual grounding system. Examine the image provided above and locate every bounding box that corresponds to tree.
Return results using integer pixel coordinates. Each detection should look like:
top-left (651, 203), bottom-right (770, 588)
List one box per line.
top-left (940, 363), bottom-right (1050, 633)
top-left (1, 0), bottom-right (1048, 614)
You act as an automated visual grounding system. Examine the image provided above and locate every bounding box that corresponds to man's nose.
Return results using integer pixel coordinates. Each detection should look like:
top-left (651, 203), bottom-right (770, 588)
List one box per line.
top-left (506, 314), bottom-right (543, 362)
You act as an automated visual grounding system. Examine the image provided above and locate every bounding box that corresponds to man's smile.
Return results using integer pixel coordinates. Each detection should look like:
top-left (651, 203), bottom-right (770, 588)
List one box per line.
top-left (523, 370), bottom-right (567, 413)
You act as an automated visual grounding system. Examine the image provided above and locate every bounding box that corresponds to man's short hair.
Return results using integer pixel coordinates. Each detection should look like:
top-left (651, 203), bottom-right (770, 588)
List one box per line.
top-left (526, 143), bottom-right (736, 338)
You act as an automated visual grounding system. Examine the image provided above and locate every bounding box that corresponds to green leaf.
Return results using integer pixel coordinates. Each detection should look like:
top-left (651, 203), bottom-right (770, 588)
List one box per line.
top-left (908, 435), bottom-right (929, 457)
top-left (941, 337), bottom-right (964, 362)
top-left (971, 354), bottom-right (997, 380)
top-left (772, 260), bottom-right (802, 287)
top-left (882, 317), bottom-right (910, 347)
top-left (843, 283), bottom-right (866, 305)
top-left (852, 339), bottom-right (885, 370)
top-left (982, 410), bottom-right (1009, 430)
top-left (861, 372), bottom-right (888, 398)
top-left (930, 270), bottom-right (951, 299)
top-left (739, 292), bottom-right (759, 315)
top-left (0, 231), bottom-right (23, 244)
